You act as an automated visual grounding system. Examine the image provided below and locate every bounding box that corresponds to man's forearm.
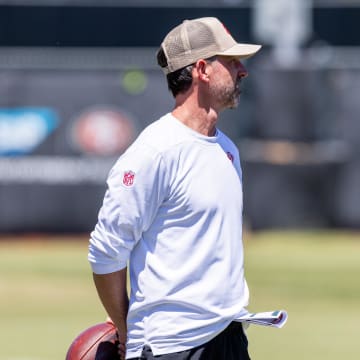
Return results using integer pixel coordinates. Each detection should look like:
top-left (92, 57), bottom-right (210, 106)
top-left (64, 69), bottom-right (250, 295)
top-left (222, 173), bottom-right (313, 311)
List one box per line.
top-left (93, 268), bottom-right (129, 344)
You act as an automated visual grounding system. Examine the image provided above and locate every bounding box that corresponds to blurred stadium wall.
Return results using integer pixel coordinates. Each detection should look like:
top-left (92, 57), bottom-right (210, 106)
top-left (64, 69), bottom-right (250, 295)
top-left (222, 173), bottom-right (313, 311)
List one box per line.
top-left (0, 0), bottom-right (359, 232)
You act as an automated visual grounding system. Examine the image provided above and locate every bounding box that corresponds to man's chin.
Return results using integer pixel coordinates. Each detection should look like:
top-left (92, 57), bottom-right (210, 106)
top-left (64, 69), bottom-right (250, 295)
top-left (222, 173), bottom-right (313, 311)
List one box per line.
top-left (221, 93), bottom-right (240, 110)
top-left (229, 97), bottom-right (240, 109)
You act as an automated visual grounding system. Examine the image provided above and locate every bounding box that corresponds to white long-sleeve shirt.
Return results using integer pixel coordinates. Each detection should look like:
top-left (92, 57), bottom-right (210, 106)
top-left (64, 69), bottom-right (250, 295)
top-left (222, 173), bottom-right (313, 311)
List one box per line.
top-left (88, 113), bottom-right (249, 358)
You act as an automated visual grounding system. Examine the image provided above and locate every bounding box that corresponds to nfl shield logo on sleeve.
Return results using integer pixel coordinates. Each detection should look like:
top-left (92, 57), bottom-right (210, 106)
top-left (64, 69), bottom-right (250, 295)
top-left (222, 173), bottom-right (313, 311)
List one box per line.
top-left (123, 170), bottom-right (135, 187)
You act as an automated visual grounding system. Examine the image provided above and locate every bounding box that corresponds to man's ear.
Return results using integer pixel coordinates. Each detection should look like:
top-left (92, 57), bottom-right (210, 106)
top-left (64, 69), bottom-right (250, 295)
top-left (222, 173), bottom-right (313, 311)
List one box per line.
top-left (194, 59), bottom-right (210, 82)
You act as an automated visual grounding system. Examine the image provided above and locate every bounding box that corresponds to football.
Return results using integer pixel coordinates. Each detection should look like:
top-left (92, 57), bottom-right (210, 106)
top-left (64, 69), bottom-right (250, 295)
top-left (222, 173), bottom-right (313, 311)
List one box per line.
top-left (66, 321), bottom-right (119, 360)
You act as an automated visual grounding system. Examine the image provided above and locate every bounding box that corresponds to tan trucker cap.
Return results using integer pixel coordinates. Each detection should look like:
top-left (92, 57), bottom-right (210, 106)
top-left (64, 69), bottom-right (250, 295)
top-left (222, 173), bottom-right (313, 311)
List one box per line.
top-left (159, 17), bottom-right (261, 74)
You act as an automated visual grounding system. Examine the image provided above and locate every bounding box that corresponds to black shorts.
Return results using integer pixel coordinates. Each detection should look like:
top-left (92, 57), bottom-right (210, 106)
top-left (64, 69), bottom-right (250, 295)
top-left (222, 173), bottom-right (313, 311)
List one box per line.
top-left (128, 322), bottom-right (251, 360)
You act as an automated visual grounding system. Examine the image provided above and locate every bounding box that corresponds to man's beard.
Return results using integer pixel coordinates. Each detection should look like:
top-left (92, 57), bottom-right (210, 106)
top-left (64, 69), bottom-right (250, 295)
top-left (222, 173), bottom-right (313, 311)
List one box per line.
top-left (211, 78), bottom-right (242, 110)
top-left (226, 79), bottom-right (242, 109)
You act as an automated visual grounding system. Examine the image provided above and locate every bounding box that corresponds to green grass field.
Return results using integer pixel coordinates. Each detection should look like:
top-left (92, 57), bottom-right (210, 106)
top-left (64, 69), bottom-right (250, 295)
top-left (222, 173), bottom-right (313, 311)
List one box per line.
top-left (0, 231), bottom-right (359, 360)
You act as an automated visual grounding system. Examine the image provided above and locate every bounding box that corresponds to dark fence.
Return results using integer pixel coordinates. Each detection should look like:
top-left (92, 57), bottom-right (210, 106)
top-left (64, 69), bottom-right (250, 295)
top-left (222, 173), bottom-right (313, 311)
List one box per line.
top-left (1, 47), bottom-right (360, 232)
top-left (1, 5), bottom-right (360, 232)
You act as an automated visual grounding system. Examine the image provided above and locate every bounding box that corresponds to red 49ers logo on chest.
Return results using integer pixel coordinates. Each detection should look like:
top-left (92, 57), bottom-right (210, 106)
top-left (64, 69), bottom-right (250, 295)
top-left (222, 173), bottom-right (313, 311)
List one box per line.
top-left (123, 170), bottom-right (135, 187)
top-left (226, 151), bottom-right (234, 163)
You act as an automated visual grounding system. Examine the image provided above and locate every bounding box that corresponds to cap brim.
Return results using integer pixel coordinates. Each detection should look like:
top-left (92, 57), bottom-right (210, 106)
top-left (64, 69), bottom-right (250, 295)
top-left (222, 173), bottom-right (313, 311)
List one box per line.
top-left (217, 43), bottom-right (262, 59)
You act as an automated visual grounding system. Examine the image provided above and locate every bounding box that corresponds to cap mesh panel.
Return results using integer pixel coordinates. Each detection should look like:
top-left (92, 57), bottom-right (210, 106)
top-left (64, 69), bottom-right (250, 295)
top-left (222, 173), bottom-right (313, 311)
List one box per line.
top-left (164, 20), bottom-right (220, 71)
top-left (187, 21), bottom-right (217, 52)
top-left (165, 31), bottom-right (186, 60)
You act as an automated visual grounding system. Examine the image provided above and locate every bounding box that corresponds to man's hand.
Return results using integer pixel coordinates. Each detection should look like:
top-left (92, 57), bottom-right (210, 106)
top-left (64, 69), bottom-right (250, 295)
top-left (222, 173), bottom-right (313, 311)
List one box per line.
top-left (118, 340), bottom-right (126, 360)
top-left (107, 317), bottom-right (127, 360)
top-left (93, 269), bottom-right (129, 360)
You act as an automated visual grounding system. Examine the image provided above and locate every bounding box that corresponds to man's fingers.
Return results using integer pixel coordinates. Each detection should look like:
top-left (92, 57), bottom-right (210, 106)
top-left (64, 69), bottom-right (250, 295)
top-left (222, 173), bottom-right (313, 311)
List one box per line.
top-left (118, 342), bottom-right (126, 360)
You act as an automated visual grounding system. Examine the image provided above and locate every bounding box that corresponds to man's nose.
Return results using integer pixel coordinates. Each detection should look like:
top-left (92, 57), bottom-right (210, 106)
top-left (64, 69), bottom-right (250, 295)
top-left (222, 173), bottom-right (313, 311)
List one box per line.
top-left (237, 61), bottom-right (248, 78)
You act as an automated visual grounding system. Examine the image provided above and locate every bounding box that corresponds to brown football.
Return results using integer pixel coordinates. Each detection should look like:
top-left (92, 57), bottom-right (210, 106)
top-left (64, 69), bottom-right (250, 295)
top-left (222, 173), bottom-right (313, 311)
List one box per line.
top-left (66, 321), bottom-right (119, 360)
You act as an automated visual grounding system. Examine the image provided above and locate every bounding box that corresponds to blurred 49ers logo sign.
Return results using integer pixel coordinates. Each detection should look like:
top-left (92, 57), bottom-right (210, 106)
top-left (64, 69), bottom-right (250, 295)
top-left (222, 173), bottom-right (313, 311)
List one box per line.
top-left (123, 170), bottom-right (135, 187)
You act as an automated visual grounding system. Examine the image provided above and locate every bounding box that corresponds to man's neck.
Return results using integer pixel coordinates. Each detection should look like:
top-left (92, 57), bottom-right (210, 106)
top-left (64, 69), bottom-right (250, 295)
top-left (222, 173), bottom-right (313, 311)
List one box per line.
top-left (172, 97), bottom-right (219, 137)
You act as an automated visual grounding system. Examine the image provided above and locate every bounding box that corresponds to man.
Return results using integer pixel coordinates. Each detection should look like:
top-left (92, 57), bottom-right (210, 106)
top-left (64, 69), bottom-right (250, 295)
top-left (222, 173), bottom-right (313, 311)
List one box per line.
top-left (88, 17), bottom-right (261, 360)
